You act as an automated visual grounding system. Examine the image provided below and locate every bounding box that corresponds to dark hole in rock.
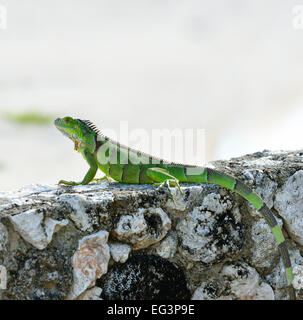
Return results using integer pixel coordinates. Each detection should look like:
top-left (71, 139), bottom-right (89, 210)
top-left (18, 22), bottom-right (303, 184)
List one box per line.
top-left (97, 254), bottom-right (191, 300)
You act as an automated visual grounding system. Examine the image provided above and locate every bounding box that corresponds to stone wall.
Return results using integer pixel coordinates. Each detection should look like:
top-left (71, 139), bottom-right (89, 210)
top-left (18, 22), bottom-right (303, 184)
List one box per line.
top-left (0, 150), bottom-right (303, 300)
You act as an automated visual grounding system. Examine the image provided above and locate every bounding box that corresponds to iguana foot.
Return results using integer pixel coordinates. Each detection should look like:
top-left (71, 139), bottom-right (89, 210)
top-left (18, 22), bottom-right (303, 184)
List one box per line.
top-left (154, 179), bottom-right (182, 203)
top-left (58, 180), bottom-right (81, 186)
top-left (91, 176), bottom-right (112, 183)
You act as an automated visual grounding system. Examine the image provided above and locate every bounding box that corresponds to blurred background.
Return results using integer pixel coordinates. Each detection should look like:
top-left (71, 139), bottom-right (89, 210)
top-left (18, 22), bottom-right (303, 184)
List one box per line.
top-left (1, 0), bottom-right (303, 191)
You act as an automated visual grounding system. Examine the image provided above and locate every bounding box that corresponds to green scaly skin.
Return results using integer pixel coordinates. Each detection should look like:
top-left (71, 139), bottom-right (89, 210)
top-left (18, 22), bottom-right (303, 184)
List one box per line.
top-left (55, 116), bottom-right (296, 300)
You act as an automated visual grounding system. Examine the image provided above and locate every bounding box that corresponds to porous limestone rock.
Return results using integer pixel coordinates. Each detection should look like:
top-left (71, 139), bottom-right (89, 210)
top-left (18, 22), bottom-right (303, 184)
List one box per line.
top-left (58, 191), bottom-right (114, 232)
top-left (155, 231), bottom-right (178, 259)
top-left (8, 209), bottom-right (69, 250)
top-left (67, 230), bottom-right (110, 300)
top-left (176, 193), bottom-right (244, 264)
top-left (293, 265), bottom-right (303, 291)
top-left (192, 262), bottom-right (274, 300)
top-left (274, 170), bottom-right (303, 245)
top-left (113, 207), bottom-right (171, 250)
top-left (249, 217), bottom-right (282, 269)
top-left (1, 150), bottom-right (303, 300)
top-left (77, 286), bottom-right (103, 300)
top-left (109, 242), bottom-right (131, 263)
top-left (241, 168), bottom-right (277, 214)
top-left (266, 249), bottom-right (303, 300)
top-left (0, 222), bottom-right (8, 252)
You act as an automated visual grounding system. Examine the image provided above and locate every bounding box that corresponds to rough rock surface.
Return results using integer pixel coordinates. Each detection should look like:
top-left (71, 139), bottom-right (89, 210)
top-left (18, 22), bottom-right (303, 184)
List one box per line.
top-left (0, 150), bottom-right (303, 300)
top-left (274, 170), bottom-right (303, 245)
top-left (67, 230), bottom-right (110, 299)
top-left (192, 262), bottom-right (275, 300)
top-left (176, 193), bottom-right (244, 264)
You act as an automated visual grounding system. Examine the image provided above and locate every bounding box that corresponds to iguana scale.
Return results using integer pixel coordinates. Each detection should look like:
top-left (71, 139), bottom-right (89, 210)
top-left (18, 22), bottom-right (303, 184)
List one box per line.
top-left (55, 116), bottom-right (295, 299)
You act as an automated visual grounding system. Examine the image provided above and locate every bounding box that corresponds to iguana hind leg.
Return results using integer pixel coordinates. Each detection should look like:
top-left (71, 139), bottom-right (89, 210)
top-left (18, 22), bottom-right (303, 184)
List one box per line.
top-left (146, 167), bottom-right (183, 200)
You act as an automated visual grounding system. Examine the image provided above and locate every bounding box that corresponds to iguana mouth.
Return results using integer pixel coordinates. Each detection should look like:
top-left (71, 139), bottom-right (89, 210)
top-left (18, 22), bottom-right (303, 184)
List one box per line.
top-left (54, 119), bottom-right (73, 140)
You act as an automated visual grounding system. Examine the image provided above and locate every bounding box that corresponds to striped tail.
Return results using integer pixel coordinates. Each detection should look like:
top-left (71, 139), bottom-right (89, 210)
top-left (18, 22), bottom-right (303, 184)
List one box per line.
top-left (186, 167), bottom-right (295, 299)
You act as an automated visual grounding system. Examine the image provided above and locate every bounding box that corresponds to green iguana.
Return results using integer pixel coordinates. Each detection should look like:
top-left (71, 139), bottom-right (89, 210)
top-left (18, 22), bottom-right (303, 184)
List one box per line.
top-left (55, 116), bottom-right (295, 300)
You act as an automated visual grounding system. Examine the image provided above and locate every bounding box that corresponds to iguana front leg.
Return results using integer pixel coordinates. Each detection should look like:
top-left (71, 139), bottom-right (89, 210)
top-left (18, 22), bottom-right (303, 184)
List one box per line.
top-left (58, 150), bottom-right (98, 186)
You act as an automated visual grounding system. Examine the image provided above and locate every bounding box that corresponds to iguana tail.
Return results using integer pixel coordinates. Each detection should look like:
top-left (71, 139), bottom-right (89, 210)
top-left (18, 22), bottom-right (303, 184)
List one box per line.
top-left (185, 166), bottom-right (295, 299)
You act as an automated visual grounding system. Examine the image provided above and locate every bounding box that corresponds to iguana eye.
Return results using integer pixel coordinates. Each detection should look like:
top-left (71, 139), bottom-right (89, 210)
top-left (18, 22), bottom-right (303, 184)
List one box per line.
top-left (64, 117), bottom-right (72, 123)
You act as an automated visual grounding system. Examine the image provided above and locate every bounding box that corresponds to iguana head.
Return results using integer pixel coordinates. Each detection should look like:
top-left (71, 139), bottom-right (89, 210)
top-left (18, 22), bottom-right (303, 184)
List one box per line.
top-left (54, 116), bottom-right (97, 153)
